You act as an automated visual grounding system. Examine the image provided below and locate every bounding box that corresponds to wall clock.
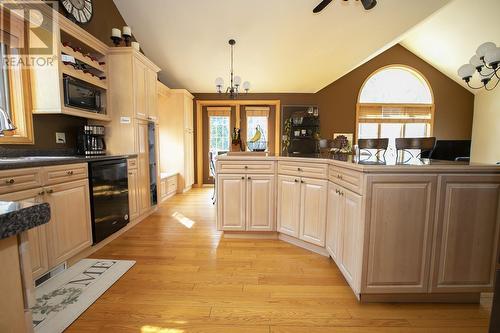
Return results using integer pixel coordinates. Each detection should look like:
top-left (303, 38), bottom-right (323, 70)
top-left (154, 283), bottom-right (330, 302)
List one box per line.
top-left (60, 0), bottom-right (93, 24)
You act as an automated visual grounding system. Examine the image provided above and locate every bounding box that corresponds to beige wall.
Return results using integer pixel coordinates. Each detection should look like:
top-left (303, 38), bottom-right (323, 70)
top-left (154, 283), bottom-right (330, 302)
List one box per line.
top-left (471, 89), bottom-right (500, 164)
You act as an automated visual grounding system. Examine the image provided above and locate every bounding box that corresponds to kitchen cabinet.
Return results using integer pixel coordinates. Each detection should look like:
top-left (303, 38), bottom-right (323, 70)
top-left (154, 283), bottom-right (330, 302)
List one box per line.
top-left (0, 188), bottom-right (48, 279)
top-left (277, 175), bottom-right (301, 237)
top-left (158, 88), bottom-right (195, 192)
top-left (431, 174), bottom-right (500, 292)
top-left (246, 174), bottom-right (275, 231)
top-left (217, 174), bottom-right (246, 231)
top-left (45, 179), bottom-right (92, 267)
top-left (133, 57), bottom-right (148, 120)
top-left (363, 175), bottom-right (437, 294)
top-left (326, 183), bottom-right (342, 264)
top-left (127, 167), bottom-right (139, 220)
top-left (277, 175), bottom-right (327, 246)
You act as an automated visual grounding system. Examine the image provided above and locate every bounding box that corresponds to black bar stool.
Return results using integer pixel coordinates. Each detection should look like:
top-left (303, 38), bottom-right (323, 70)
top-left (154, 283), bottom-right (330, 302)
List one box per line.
top-left (358, 138), bottom-right (389, 161)
top-left (396, 137), bottom-right (436, 162)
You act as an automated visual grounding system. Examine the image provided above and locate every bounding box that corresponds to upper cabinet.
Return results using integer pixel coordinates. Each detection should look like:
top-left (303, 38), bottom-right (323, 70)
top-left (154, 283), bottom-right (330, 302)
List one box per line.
top-left (30, 12), bottom-right (110, 122)
top-left (133, 56), bottom-right (158, 121)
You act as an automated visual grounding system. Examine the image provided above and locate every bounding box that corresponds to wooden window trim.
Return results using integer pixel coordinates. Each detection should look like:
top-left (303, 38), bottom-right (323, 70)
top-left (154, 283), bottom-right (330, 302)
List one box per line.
top-left (0, 8), bottom-right (34, 144)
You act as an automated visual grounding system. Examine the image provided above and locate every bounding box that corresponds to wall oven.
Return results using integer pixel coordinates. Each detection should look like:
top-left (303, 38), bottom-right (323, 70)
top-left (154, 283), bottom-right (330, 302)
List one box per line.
top-left (63, 75), bottom-right (103, 113)
top-left (88, 158), bottom-right (129, 244)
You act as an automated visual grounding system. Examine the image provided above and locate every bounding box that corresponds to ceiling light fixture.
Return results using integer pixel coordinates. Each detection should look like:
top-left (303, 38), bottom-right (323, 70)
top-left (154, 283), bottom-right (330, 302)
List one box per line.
top-left (457, 42), bottom-right (500, 91)
top-left (215, 39), bottom-right (250, 99)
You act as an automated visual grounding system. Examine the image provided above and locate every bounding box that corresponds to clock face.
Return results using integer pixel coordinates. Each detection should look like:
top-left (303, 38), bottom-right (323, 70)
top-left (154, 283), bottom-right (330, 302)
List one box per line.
top-left (60, 0), bottom-right (93, 24)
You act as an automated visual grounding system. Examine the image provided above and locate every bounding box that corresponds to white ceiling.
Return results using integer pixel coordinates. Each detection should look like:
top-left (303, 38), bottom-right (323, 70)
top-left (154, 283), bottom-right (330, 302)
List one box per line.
top-left (401, 0), bottom-right (500, 95)
top-left (113, 0), bottom-right (451, 93)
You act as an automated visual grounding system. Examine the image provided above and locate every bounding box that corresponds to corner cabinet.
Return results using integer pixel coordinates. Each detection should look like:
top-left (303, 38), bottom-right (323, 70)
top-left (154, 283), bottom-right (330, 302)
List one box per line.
top-left (217, 173), bottom-right (275, 232)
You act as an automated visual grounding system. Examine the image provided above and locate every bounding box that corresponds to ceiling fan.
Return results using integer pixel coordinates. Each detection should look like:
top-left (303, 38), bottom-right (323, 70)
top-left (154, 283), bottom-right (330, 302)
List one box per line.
top-left (313, 0), bottom-right (377, 13)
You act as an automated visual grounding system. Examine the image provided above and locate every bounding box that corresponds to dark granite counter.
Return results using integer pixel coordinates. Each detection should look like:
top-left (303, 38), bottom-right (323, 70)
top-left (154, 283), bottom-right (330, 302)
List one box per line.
top-left (0, 201), bottom-right (50, 240)
top-left (0, 154), bottom-right (138, 171)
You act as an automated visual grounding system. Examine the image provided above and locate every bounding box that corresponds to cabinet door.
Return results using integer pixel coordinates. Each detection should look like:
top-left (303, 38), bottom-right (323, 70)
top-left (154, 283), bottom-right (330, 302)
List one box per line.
top-left (137, 120), bottom-right (151, 215)
top-left (431, 175), bottom-right (500, 292)
top-left (339, 187), bottom-right (362, 289)
top-left (246, 174), bottom-right (275, 231)
top-left (0, 188), bottom-right (48, 278)
top-left (277, 175), bottom-right (301, 237)
top-left (299, 177), bottom-right (328, 246)
top-left (217, 174), bottom-right (246, 231)
top-left (146, 68), bottom-right (158, 121)
top-left (45, 179), bottom-right (92, 266)
top-left (184, 129), bottom-right (194, 189)
top-left (364, 175), bottom-right (437, 294)
top-left (128, 168), bottom-right (139, 220)
top-left (326, 182), bottom-right (343, 263)
top-left (133, 58), bottom-right (148, 120)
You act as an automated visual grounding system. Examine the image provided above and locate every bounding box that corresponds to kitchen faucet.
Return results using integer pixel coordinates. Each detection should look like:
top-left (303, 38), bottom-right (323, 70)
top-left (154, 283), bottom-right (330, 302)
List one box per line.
top-left (0, 107), bottom-right (16, 136)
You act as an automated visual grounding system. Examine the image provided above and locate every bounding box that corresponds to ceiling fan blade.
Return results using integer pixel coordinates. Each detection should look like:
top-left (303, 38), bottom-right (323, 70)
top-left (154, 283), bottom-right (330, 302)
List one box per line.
top-left (313, 0), bottom-right (333, 13)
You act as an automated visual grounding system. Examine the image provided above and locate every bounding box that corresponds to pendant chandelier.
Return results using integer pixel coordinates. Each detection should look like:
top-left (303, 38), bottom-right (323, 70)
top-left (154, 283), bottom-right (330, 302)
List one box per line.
top-left (457, 42), bottom-right (500, 91)
top-left (215, 39), bottom-right (250, 99)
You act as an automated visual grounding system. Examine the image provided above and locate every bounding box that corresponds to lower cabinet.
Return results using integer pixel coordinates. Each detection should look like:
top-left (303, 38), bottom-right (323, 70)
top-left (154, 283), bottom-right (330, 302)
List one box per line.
top-left (218, 174), bottom-right (275, 231)
top-left (277, 175), bottom-right (327, 246)
top-left (127, 168), bottom-right (139, 220)
top-left (326, 182), bottom-right (362, 289)
top-left (45, 179), bottom-right (92, 266)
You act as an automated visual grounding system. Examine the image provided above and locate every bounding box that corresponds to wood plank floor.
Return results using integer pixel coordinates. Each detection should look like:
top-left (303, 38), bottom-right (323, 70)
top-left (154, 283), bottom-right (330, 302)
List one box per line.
top-left (67, 188), bottom-right (492, 333)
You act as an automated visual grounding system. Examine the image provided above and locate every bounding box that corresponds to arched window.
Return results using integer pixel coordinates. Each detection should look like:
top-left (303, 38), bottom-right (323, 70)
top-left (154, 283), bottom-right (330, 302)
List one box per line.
top-left (356, 66), bottom-right (434, 150)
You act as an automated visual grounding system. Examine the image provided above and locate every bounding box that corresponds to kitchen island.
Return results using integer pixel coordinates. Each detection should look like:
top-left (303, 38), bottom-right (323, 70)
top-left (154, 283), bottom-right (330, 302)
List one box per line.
top-left (215, 153), bottom-right (500, 302)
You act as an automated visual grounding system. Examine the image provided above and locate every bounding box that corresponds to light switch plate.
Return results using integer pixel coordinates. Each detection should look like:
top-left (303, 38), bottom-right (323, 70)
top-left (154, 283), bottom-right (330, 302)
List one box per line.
top-left (56, 132), bottom-right (66, 144)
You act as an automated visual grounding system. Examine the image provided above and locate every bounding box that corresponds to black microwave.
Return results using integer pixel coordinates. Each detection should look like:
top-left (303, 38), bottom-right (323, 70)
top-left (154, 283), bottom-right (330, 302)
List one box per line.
top-left (63, 75), bottom-right (102, 113)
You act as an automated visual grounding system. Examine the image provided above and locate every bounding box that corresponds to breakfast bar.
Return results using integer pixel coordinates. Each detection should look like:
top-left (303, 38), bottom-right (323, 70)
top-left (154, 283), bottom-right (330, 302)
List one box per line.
top-left (216, 153), bottom-right (500, 302)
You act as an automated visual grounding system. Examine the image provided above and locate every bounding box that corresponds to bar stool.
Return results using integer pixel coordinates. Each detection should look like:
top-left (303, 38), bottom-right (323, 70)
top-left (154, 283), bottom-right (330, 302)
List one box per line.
top-left (396, 137), bottom-right (436, 162)
top-left (357, 138), bottom-right (389, 161)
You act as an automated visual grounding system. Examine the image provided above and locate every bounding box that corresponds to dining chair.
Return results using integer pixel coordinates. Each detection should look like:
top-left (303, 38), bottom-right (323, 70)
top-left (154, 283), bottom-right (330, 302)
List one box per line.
top-left (357, 138), bottom-right (389, 160)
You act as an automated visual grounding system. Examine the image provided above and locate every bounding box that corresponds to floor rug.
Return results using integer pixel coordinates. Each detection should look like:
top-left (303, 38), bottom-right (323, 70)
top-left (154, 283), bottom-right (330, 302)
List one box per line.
top-left (31, 259), bottom-right (135, 333)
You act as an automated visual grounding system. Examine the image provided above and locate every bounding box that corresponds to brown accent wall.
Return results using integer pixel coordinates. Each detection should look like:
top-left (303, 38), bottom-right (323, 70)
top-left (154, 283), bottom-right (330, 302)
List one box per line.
top-left (316, 44), bottom-right (474, 140)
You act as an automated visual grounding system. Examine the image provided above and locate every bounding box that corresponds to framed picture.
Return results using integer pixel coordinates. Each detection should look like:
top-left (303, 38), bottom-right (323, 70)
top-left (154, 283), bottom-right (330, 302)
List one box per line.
top-left (333, 133), bottom-right (354, 153)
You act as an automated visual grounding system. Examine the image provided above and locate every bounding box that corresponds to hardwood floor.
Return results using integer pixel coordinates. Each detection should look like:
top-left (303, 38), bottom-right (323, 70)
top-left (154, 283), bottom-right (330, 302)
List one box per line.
top-left (67, 188), bottom-right (492, 333)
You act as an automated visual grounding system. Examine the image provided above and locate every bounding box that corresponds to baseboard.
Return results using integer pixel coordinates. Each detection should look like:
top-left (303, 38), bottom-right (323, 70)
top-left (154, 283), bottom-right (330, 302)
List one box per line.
top-left (360, 292), bottom-right (481, 303)
top-left (67, 207), bottom-right (157, 267)
top-left (223, 231), bottom-right (278, 239)
top-left (278, 234), bottom-right (329, 257)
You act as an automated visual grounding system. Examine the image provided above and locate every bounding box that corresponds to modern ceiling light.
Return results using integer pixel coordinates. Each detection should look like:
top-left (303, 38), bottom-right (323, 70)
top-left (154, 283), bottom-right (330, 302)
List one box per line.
top-left (313, 0), bottom-right (377, 13)
top-left (457, 42), bottom-right (500, 91)
top-left (215, 39), bottom-right (250, 99)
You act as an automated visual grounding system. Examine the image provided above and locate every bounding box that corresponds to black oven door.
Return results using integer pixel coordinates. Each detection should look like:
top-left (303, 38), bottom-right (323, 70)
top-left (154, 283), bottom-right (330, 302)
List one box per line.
top-left (63, 75), bottom-right (101, 112)
top-left (89, 159), bottom-right (129, 244)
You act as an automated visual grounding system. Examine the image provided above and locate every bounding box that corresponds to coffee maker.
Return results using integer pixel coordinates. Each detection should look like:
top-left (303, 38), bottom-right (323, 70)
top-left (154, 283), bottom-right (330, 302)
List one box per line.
top-left (77, 125), bottom-right (106, 156)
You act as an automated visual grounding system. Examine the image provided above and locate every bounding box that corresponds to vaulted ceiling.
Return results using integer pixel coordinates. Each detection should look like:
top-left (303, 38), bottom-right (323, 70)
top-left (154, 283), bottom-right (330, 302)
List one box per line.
top-left (113, 0), bottom-right (451, 93)
top-left (401, 0), bottom-right (500, 95)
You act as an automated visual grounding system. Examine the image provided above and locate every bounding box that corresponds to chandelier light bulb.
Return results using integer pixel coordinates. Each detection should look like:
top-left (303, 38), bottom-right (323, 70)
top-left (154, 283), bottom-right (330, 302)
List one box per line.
top-left (234, 75), bottom-right (242, 86)
top-left (469, 55), bottom-right (483, 70)
top-left (476, 42), bottom-right (496, 59)
top-left (457, 64), bottom-right (475, 80)
top-left (215, 77), bottom-right (224, 87)
top-left (243, 81), bottom-right (251, 92)
top-left (484, 47), bottom-right (500, 68)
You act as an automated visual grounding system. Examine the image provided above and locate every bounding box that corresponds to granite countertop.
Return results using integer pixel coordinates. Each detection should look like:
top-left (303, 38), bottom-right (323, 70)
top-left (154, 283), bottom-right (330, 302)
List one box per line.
top-left (0, 201), bottom-right (50, 240)
top-left (0, 154), bottom-right (138, 170)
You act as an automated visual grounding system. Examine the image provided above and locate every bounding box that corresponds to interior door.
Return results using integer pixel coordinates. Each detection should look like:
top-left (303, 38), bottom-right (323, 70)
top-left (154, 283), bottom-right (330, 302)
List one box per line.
top-left (217, 174), bottom-right (246, 231)
top-left (299, 177), bottom-right (328, 246)
top-left (326, 182), bottom-right (343, 264)
top-left (246, 174), bottom-right (275, 231)
top-left (277, 175), bottom-right (301, 237)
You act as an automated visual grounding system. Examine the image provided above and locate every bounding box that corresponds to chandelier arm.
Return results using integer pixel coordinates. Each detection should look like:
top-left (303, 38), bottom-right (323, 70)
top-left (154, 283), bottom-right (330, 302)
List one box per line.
top-left (485, 77), bottom-right (500, 91)
top-left (466, 81), bottom-right (485, 90)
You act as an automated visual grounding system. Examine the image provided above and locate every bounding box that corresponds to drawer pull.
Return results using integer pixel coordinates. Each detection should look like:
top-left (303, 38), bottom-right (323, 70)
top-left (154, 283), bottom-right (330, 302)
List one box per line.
top-left (301, 180), bottom-right (305, 184)
top-left (294, 179), bottom-right (299, 183)
top-left (66, 171), bottom-right (74, 175)
top-left (5, 179), bottom-right (15, 184)
top-left (241, 176), bottom-right (245, 180)
top-left (248, 177), bottom-right (252, 180)
top-left (38, 190), bottom-right (45, 196)
top-left (46, 189), bottom-right (54, 194)
top-left (297, 168), bottom-right (302, 171)
top-left (244, 166), bottom-right (248, 169)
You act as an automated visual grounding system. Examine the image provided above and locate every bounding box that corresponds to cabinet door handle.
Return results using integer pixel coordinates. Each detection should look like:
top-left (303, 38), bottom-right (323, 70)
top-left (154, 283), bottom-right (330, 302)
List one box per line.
top-left (244, 166), bottom-right (248, 169)
top-left (38, 190), bottom-right (45, 196)
top-left (301, 180), bottom-right (305, 184)
top-left (248, 177), bottom-right (252, 180)
top-left (46, 189), bottom-right (54, 194)
top-left (294, 179), bottom-right (299, 183)
top-left (66, 170), bottom-right (74, 175)
top-left (297, 168), bottom-right (302, 171)
top-left (241, 176), bottom-right (245, 180)
top-left (5, 179), bottom-right (15, 184)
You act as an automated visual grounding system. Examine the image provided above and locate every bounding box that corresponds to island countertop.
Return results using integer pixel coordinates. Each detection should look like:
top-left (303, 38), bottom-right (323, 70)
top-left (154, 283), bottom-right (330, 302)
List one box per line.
top-left (216, 153), bottom-right (500, 174)
top-left (0, 201), bottom-right (50, 240)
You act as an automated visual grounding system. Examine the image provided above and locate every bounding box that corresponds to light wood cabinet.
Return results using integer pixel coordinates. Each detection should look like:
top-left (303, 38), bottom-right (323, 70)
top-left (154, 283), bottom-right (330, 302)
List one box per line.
top-left (217, 174), bottom-right (246, 231)
top-left (127, 168), bottom-right (139, 220)
top-left (45, 179), bottom-right (92, 266)
top-left (363, 175), bottom-right (437, 294)
top-left (246, 175), bottom-right (275, 231)
top-left (326, 183), bottom-right (342, 263)
top-left (0, 188), bottom-right (48, 279)
top-left (299, 178), bottom-right (328, 246)
top-left (277, 175), bottom-right (301, 238)
top-left (431, 174), bottom-right (500, 292)
top-left (146, 68), bottom-right (158, 122)
top-left (133, 57), bottom-right (148, 120)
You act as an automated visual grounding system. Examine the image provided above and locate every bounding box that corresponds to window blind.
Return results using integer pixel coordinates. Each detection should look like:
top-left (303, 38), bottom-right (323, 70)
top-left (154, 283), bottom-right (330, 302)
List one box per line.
top-left (207, 106), bottom-right (231, 117)
top-left (245, 106), bottom-right (270, 117)
top-left (358, 104), bottom-right (433, 123)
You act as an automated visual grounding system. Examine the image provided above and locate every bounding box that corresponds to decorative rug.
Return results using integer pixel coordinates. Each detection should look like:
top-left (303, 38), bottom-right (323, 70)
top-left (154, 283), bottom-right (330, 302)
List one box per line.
top-left (31, 259), bottom-right (135, 333)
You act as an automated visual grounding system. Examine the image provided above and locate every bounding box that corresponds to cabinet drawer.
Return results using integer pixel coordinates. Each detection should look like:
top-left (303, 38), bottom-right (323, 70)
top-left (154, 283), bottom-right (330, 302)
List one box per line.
top-left (127, 158), bottom-right (138, 170)
top-left (42, 163), bottom-right (88, 185)
top-left (167, 177), bottom-right (177, 194)
top-left (278, 161), bottom-right (327, 179)
top-left (0, 168), bottom-right (42, 194)
top-left (329, 165), bottom-right (363, 194)
top-left (217, 161), bottom-right (275, 174)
